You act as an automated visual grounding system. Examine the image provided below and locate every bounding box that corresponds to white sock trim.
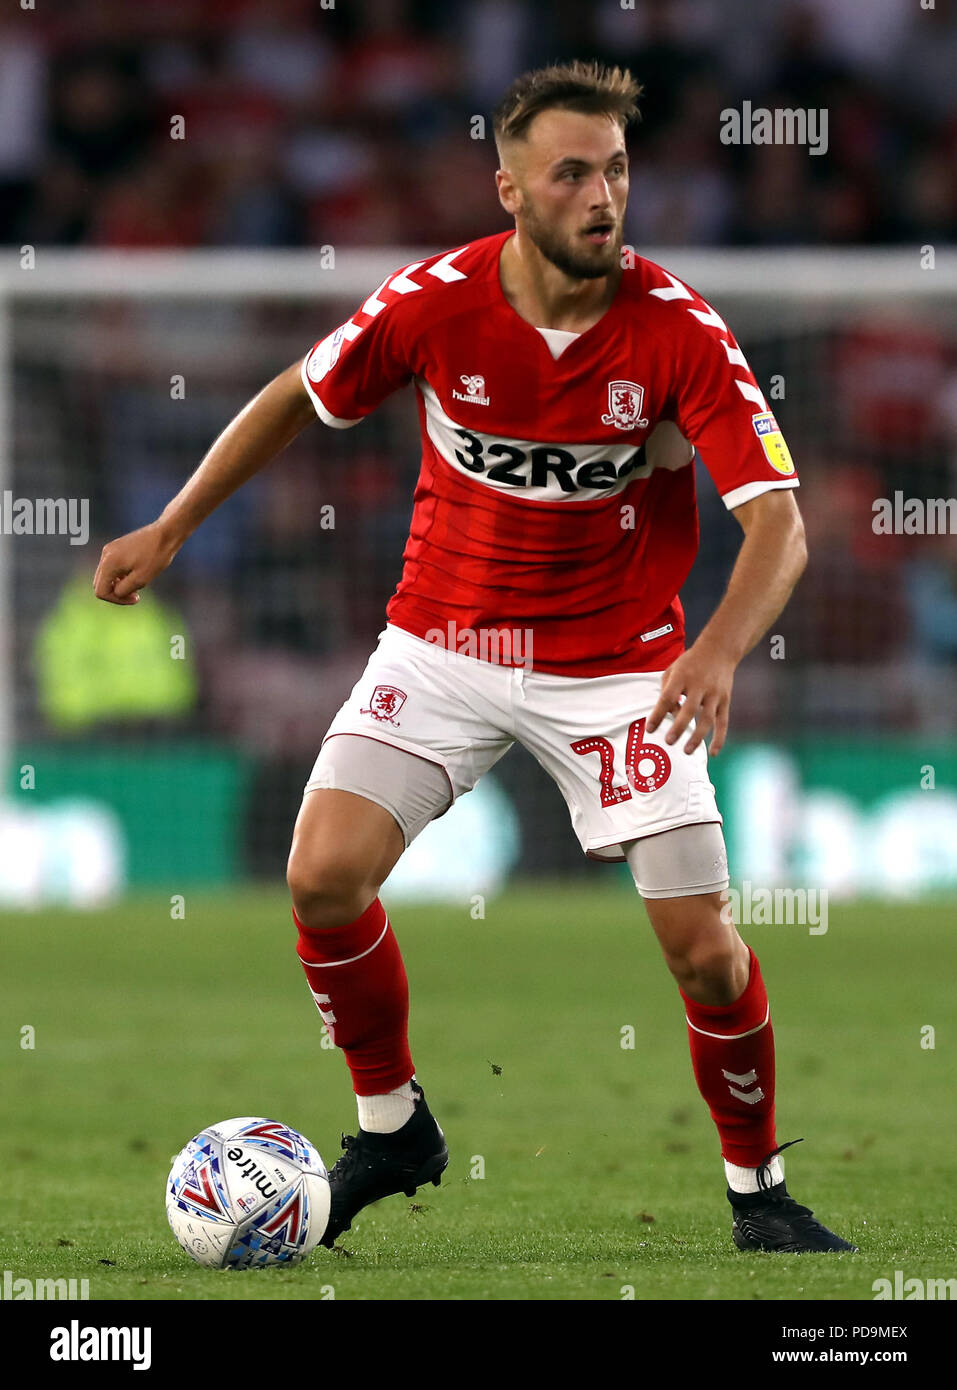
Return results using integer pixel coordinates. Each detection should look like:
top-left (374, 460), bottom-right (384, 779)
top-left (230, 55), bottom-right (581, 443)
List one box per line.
top-left (356, 1077), bottom-right (417, 1134)
top-left (725, 1155), bottom-right (784, 1193)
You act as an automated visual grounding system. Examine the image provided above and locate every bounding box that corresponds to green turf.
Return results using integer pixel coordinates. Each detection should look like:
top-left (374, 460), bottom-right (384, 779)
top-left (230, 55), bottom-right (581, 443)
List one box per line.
top-left (2, 885), bottom-right (955, 1300)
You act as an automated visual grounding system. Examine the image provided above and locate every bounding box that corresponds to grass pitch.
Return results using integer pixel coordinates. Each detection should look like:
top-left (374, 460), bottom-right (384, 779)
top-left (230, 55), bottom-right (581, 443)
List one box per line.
top-left (2, 884), bottom-right (955, 1301)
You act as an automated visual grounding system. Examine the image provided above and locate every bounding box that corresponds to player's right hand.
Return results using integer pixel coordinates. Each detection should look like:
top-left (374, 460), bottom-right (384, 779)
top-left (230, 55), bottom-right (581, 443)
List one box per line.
top-left (93, 522), bottom-right (179, 605)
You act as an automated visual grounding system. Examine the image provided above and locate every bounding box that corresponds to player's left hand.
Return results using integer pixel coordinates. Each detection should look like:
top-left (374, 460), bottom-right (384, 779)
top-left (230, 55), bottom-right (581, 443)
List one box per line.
top-left (645, 640), bottom-right (736, 756)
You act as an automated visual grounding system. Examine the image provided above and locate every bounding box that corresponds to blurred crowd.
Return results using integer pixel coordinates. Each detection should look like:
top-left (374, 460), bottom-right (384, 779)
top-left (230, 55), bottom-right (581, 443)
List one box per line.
top-left (2, 0), bottom-right (957, 249)
top-left (7, 0), bottom-right (957, 814)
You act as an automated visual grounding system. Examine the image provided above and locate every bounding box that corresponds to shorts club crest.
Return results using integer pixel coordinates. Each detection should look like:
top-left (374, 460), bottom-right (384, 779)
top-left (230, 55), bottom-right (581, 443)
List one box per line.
top-left (359, 685), bottom-right (407, 726)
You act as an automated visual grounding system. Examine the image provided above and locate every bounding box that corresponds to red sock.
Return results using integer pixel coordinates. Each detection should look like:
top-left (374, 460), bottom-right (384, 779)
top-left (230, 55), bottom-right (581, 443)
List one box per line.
top-left (680, 946), bottom-right (776, 1167)
top-left (294, 897), bottom-right (414, 1097)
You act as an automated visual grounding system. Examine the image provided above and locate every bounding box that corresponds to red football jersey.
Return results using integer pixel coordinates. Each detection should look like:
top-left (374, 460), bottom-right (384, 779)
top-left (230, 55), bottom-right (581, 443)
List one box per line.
top-left (301, 230), bottom-right (798, 676)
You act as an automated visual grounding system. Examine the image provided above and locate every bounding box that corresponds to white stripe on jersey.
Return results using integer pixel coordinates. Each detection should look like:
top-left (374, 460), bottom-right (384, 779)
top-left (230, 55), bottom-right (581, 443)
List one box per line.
top-left (417, 380), bottom-right (692, 503)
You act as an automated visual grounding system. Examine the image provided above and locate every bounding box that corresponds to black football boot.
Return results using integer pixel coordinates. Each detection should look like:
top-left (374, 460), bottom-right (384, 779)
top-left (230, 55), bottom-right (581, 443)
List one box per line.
top-left (320, 1080), bottom-right (448, 1249)
top-left (729, 1140), bottom-right (858, 1253)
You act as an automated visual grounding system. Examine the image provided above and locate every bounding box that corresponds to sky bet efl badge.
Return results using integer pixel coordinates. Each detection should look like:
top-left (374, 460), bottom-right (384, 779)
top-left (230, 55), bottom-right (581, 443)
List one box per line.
top-left (751, 411), bottom-right (795, 475)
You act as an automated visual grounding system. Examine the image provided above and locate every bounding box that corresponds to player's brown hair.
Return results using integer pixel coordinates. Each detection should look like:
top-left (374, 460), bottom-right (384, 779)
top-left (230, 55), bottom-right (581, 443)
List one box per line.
top-left (493, 60), bottom-right (643, 158)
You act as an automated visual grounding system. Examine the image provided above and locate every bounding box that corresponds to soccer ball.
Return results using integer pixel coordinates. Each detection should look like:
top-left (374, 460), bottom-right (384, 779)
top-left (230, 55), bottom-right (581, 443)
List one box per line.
top-left (166, 1117), bottom-right (331, 1269)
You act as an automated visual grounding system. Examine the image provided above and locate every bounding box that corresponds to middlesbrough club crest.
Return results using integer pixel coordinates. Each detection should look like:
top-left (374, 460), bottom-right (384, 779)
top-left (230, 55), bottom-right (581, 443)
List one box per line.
top-left (601, 380), bottom-right (650, 431)
top-left (360, 685), bottom-right (407, 726)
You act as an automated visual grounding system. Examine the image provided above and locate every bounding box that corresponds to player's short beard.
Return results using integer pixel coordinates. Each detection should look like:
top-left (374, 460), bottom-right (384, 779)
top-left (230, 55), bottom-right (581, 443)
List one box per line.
top-left (520, 198), bottom-right (621, 280)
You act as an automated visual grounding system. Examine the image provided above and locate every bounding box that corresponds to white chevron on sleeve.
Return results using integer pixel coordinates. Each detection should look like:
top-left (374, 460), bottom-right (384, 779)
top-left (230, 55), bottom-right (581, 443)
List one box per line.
top-left (722, 341), bottom-right (749, 369)
top-left (361, 249), bottom-right (468, 318)
top-left (649, 269), bottom-right (694, 301)
top-left (361, 275), bottom-right (393, 317)
top-left (689, 303), bottom-right (729, 332)
top-left (388, 261), bottom-right (428, 293)
top-left (427, 248), bottom-right (468, 282)
top-left (735, 379), bottom-right (769, 411)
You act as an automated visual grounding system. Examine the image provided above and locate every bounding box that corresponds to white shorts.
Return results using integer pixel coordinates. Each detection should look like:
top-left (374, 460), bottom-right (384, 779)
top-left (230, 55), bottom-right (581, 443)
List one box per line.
top-left (307, 623), bottom-right (722, 863)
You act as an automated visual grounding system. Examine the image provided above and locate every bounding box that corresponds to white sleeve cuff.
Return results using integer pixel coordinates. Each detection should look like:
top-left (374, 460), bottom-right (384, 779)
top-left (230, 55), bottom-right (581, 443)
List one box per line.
top-left (722, 477), bottom-right (800, 511)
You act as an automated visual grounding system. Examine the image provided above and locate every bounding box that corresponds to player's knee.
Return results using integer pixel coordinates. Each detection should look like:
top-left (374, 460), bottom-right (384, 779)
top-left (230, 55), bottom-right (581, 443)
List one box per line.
top-left (286, 845), bottom-right (377, 929)
top-left (664, 937), bottom-right (741, 1001)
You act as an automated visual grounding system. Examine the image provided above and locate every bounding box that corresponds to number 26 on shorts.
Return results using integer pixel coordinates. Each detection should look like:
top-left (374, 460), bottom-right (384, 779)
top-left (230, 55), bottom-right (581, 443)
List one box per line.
top-left (571, 717), bottom-right (672, 808)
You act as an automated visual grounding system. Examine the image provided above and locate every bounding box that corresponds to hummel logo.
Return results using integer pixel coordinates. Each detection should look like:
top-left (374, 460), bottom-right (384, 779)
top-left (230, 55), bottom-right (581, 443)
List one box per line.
top-left (722, 1067), bottom-right (765, 1105)
top-left (452, 373), bottom-right (490, 406)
